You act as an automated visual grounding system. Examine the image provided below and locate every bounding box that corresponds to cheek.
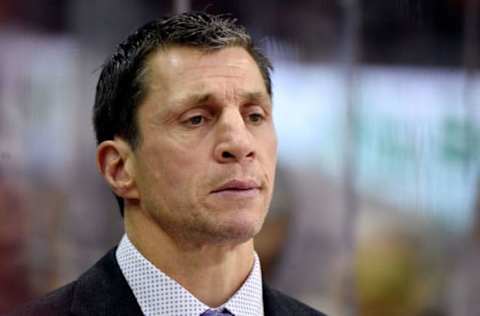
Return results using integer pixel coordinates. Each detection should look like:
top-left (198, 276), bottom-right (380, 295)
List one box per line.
top-left (262, 129), bottom-right (278, 168)
top-left (265, 133), bottom-right (278, 193)
top-left (141, 143), bottom-right (204, 196)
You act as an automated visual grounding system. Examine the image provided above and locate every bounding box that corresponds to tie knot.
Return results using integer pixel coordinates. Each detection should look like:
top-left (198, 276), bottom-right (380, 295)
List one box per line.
top-left (200, 307), bottom-right (234, 316)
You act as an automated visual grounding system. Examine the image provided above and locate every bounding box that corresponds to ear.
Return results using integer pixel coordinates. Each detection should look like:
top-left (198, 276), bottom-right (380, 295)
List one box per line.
top-left (96, 138), bottom-right (139, 201)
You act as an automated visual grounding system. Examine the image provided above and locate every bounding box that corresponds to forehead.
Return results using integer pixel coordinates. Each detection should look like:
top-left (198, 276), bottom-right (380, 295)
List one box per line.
top-left (142, 46), bottom-right (267, 97)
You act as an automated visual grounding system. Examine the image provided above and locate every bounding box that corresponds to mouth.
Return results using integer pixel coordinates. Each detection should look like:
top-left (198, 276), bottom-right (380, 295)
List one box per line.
top-left (210, 179), bottom-right (261, 197)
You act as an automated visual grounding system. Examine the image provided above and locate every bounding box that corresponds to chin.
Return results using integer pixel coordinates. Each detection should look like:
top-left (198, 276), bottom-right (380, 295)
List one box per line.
top-left (211, 211), bottom-right (267, 244)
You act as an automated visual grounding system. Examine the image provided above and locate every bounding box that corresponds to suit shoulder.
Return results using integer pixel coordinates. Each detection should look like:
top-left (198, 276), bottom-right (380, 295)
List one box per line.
top-left (263, 285), bottom-right (327, 316)
top-left (4, 282), bottom-right (75, 316)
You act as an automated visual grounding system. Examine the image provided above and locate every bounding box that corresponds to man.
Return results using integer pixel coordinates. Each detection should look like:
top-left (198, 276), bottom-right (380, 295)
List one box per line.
top-left (8, 12), bottom-right (326, 316)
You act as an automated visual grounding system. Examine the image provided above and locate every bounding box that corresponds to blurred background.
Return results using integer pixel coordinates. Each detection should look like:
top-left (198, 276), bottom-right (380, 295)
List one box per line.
top-left (1, 0), bottom-right (479, 315)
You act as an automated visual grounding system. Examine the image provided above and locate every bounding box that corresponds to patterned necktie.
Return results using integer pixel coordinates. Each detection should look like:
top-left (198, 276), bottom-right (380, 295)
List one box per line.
top-left (200, 307), bottom-right (234, 316)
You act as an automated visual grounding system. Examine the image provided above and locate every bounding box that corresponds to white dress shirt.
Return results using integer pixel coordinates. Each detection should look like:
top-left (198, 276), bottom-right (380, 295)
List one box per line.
top-left (116, 234), bottom-right (264, 316)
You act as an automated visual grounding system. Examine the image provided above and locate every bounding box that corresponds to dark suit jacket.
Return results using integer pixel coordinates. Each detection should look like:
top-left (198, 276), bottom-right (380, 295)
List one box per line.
top-left (6, 248), bottom-right (326, 316)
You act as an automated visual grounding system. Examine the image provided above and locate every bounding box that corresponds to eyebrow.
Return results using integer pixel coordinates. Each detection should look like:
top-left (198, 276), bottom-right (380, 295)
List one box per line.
top-left (172, 91), bottom-right (272, 109)
top-left (242, 92), bottom-right (272, 106)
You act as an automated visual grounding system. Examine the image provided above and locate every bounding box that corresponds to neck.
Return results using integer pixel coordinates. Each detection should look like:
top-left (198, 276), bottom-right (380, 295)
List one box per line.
top-left (124, 207), bottom-right (256, 307)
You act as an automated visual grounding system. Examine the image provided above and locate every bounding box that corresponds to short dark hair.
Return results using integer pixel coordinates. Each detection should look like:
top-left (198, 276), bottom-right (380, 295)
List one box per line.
top-left (92, 12), bottom-right (273, 215)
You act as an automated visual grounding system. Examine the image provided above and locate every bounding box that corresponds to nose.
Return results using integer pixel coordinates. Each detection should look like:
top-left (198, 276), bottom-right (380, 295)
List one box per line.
top-left (214, 111), bottom-right (255, 164)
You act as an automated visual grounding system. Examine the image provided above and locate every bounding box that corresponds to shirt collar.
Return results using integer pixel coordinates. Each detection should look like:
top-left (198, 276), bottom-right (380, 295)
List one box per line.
top-left (116, 234), bottom-right (264, 316)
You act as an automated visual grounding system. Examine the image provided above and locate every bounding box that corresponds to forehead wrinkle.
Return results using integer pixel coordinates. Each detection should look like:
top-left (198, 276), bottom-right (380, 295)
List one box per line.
top-left (145, 63), bottom-right (250, 102)
top-left (141, 47), bottom-right (269, 112)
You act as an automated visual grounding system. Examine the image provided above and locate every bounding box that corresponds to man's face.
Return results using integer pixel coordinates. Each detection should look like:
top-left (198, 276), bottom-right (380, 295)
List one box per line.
top-left (130, 46), bottom-right (277, 246)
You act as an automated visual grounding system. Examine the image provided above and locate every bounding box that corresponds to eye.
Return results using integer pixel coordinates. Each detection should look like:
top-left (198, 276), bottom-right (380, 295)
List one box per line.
top-left (182, 112), bottom-right (212, 128)
top-left (188, 115), bottom-right (204, 126)
top-left (180, 107), bottom-right (214, 128)
top-left (247, 112), bottom-right (264, 124)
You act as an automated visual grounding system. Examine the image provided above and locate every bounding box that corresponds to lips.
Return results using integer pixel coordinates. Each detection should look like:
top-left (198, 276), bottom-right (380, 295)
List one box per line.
top-left (211, 179), bottom-right (261, 194)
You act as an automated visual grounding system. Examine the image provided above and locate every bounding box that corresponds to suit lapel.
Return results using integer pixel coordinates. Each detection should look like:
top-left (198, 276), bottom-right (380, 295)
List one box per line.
top-left (70, 248), bottom-right (143, 316)
top-left (263, 283), bottom-right (326, 316)
top-left (263, 283), bottom-right (288, 316)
